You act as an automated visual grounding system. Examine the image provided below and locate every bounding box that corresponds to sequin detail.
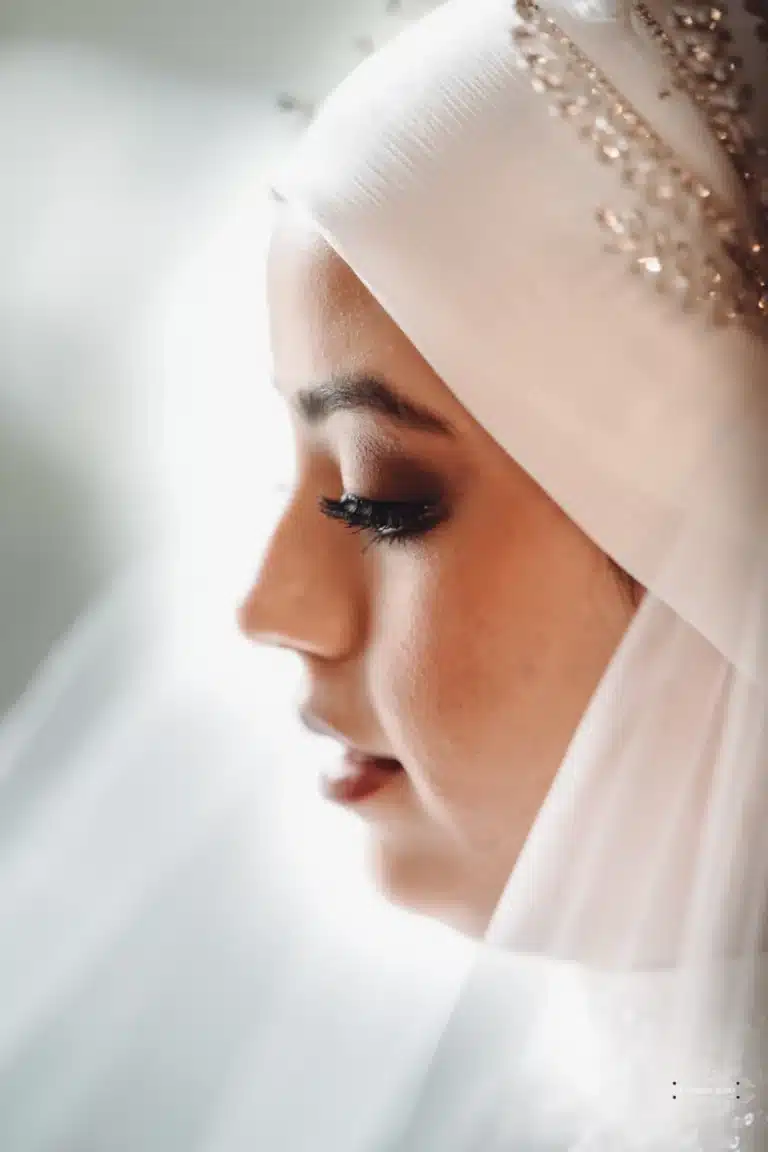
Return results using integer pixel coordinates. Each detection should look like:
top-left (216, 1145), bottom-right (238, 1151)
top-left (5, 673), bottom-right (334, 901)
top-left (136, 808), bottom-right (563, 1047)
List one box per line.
top-left (631, 1), bottom-right (768, 227)
top-left (511, 0), bottom-right (768, 328)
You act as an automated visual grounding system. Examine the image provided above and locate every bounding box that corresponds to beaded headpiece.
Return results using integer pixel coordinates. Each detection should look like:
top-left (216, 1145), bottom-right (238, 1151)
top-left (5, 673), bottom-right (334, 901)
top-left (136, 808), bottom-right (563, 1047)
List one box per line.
top-left (512, 0), bottom-right (768, 327)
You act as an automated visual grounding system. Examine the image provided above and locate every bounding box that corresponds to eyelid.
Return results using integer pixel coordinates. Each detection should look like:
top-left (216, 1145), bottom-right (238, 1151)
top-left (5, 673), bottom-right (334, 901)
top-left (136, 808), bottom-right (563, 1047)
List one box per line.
top-left (322, 493), bottom-right (443, 518)
top-left (317, 492), bottom-right (446, 550)
top-left (342, 493), bottom-right (444, 516)
top-left (345, 445), bottom-right (450, 496)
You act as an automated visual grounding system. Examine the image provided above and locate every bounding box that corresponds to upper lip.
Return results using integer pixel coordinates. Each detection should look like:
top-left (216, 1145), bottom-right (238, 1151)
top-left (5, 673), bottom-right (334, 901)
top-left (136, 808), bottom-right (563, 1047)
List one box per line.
top-left (299, 707), bottom-right (399, 762)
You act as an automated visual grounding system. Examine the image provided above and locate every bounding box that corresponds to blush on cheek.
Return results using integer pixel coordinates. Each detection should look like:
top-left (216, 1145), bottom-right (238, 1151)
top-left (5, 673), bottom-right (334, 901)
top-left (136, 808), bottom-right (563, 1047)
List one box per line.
top-left (370, 592), bottom-right (485, 807)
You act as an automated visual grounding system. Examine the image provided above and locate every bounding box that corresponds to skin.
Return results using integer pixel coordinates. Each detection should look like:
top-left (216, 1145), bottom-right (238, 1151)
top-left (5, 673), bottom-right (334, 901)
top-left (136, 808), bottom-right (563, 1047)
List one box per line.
top-left (237, 208), bottom-right (641, 938)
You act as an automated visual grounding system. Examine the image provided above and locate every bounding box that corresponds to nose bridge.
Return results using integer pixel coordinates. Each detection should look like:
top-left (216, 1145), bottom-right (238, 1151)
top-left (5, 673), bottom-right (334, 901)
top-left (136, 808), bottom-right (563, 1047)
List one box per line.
top-left (237, 490), bottom-right (362, 658)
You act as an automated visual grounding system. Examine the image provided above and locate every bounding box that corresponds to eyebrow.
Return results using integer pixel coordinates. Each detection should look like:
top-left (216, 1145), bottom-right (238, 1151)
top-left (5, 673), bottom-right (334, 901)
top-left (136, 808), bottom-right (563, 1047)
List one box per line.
top-left (277, 373), bottom-right (456, 437)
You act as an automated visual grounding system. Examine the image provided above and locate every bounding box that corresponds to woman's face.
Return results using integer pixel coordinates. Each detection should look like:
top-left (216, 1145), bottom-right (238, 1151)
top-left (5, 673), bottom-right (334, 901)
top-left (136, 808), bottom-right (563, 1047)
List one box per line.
top-left (238, 209), bottom-right (638, 937)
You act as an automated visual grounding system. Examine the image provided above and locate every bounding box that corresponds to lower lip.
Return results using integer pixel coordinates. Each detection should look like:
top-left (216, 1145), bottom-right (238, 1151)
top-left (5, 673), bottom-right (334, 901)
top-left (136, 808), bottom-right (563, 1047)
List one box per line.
top-left (320, 752), bottom-right (404, 805)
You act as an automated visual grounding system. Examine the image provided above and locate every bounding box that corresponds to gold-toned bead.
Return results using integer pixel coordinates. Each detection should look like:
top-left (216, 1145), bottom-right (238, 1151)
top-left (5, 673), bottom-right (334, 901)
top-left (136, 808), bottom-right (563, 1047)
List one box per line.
top-left (597, 140), bottom-right (627, 162)
top-left (715, 217), bottom-right (739, 241)
top-left (636, 254), bottom-right (663, 275)
top-left (550, 97), bottom-right (581, 118)
top-left (671, 272), bottom-right (697, 309)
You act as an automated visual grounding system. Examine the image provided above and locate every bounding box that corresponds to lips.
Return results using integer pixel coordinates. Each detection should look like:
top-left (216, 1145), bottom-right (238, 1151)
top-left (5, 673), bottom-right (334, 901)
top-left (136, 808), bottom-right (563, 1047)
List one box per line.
top-left (344, 750), bottom-right (402, 769)
top-left (320, 752), bottom-right (404, 804)
top-left (298, 706), bottom-right (405, 801)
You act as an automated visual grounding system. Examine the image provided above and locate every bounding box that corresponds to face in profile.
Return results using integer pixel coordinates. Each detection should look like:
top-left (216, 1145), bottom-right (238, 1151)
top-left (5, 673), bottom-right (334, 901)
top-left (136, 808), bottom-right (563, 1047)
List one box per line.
top-left (237, 206), bottom-right (638, 938)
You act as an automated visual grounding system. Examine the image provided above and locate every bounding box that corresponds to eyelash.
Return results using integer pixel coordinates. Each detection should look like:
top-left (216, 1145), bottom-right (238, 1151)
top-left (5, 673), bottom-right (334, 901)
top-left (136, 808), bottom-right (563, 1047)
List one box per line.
top-left (318, 493), bottom-right (444, 550)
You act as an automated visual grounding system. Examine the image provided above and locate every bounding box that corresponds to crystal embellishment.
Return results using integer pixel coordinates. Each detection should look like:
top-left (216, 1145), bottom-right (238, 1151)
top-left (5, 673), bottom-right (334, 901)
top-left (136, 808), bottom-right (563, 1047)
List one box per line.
top-left (632, 1), bottom-right (768, 216)
top-left (511, 0), bottom-right (768, 329)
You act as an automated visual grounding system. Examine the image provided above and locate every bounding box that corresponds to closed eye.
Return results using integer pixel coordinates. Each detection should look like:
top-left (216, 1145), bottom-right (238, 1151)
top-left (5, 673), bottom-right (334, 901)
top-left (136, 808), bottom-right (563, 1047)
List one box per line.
top-left (318, 493), bottom-right (445, 550)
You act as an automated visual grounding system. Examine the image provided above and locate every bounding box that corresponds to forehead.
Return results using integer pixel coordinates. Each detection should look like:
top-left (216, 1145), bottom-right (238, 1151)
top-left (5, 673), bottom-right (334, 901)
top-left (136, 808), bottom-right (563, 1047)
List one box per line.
top-left (267, 212), bottom-right (399, 381)
top-left (266, 210), bottom-right (463, 422)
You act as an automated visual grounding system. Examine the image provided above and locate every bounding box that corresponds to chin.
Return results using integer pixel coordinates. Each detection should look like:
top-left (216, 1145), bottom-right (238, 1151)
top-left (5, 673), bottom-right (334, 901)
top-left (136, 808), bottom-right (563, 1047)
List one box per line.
top-left (366, 838), bottom-right (494, 939)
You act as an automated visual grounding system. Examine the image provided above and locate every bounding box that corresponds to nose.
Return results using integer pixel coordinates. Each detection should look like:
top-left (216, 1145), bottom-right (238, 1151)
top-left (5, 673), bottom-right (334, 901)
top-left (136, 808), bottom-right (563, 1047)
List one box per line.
top-left (236, 491), bottom-right (361, 660)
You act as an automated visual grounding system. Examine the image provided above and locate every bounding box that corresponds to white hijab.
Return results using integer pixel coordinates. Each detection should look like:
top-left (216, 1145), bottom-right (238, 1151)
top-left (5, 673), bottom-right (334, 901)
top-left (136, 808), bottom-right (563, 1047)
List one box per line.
top-left (272, 0), bottom-right (768, 1145)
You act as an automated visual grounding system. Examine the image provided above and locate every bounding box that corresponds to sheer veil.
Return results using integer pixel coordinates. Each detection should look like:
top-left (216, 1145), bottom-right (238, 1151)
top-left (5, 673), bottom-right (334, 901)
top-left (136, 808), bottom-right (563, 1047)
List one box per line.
top-left (271, 0), bottom-right (768, 1146)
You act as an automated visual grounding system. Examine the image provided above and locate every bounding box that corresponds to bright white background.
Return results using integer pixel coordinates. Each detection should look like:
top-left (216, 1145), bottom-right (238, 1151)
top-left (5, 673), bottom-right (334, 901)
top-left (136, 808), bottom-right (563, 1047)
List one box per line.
top-left (0, 3), bottom-right (481, 1150)
top-left (0, 0), bottom-right (430, 718)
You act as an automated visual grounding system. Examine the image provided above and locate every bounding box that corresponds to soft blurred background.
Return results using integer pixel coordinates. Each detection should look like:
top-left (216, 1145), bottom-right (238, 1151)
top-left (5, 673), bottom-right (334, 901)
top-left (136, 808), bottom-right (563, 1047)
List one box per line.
top-left (0, 0), bottom-right (434, 717)
top-left (0, 2), bottom-right (485, 1150)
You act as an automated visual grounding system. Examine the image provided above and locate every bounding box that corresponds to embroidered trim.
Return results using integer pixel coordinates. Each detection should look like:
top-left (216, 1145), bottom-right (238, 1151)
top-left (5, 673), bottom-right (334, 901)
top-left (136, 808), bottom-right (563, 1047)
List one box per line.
top-left (511, 0), bottom-right (768, 327)
top-left (631, 1), bottom-right (768, 224)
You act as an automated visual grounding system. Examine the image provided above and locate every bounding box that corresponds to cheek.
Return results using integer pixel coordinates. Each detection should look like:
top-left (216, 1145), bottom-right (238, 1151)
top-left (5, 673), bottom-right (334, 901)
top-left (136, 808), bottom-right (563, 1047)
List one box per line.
top-left (367, 541), bottom-right (551, 830)
top-left (366, 519), bottom-right (631, 849)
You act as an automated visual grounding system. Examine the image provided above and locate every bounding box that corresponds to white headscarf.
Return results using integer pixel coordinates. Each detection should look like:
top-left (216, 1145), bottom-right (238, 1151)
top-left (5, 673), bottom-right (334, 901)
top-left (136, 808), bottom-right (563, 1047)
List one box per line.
top-left (272, 0), bottom-right (768, 1145)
